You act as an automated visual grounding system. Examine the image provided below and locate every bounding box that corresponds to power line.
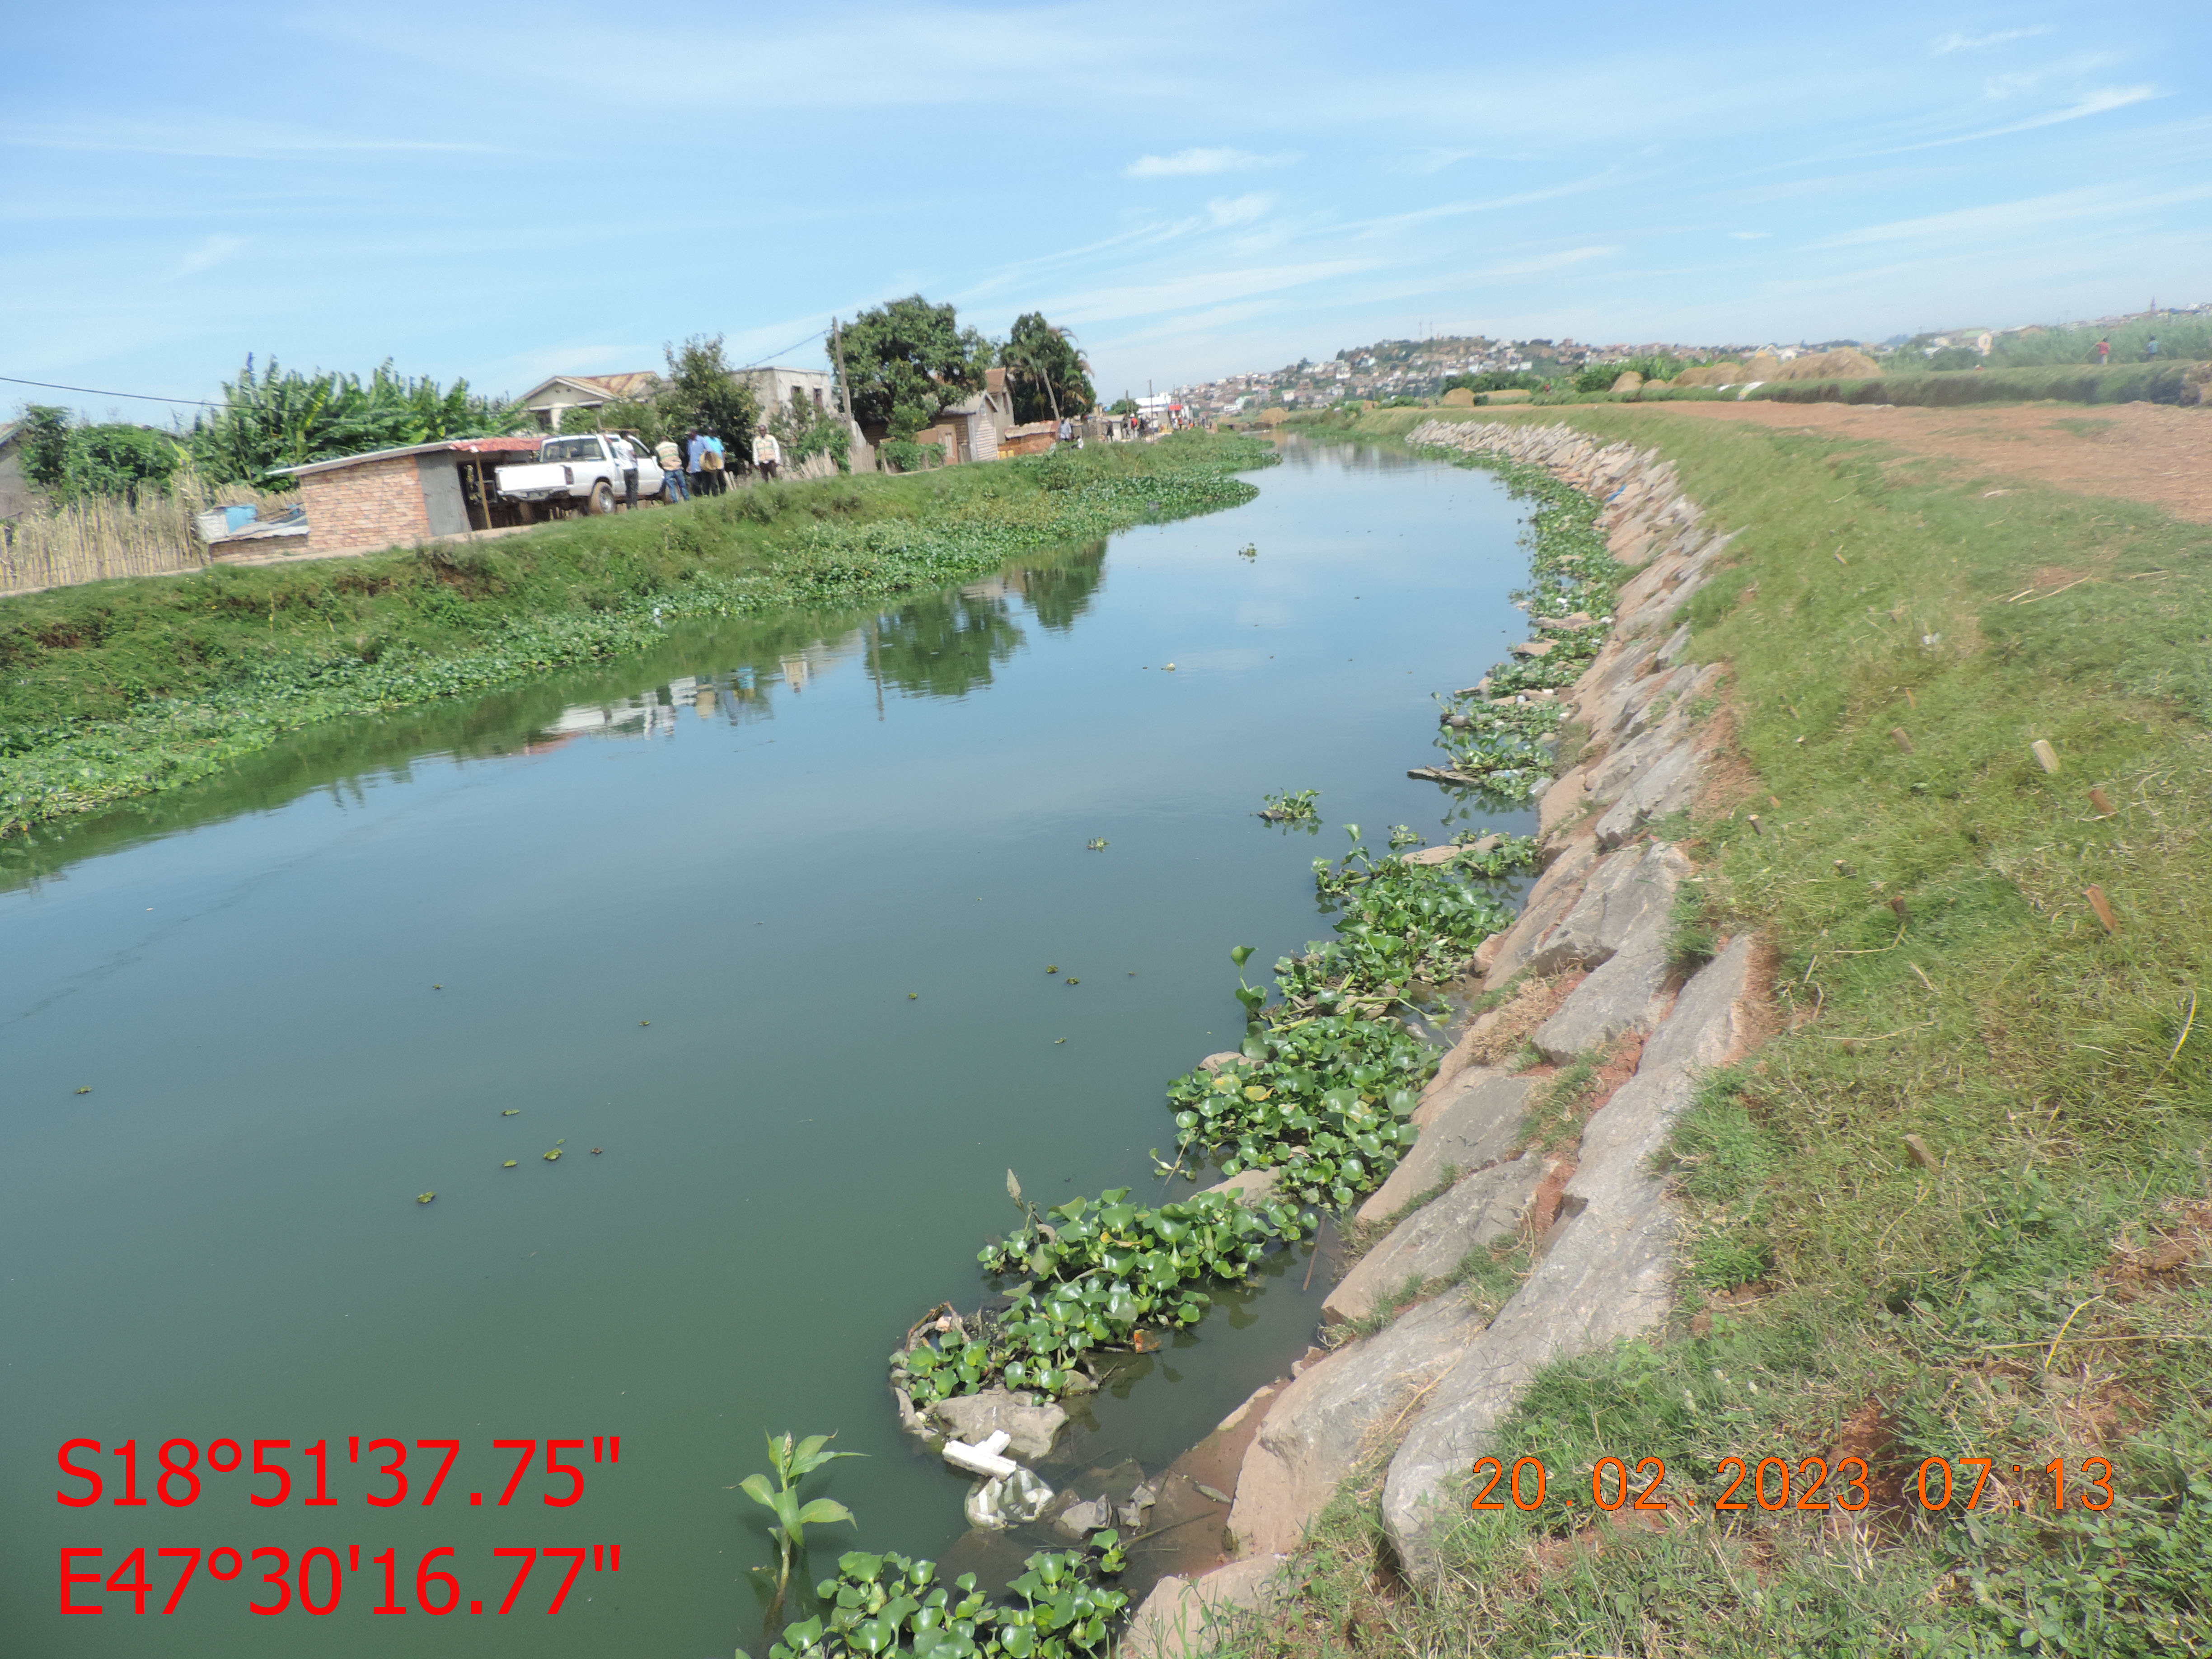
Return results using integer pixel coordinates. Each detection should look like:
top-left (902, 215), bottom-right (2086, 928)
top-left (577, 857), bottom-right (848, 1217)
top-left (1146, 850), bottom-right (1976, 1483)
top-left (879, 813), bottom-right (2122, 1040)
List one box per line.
top-left (9, 329), bottom-right (834, 417)
top-left (736, 329), bottom-right (828, 372)
top-left (1, 373), bottom-right (221, 408)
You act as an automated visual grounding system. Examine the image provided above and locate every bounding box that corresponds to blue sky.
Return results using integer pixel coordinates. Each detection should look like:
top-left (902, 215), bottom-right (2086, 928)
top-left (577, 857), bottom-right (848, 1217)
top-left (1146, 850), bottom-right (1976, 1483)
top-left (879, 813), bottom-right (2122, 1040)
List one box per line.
top-left (4, 1), bottom-right (2207, 417)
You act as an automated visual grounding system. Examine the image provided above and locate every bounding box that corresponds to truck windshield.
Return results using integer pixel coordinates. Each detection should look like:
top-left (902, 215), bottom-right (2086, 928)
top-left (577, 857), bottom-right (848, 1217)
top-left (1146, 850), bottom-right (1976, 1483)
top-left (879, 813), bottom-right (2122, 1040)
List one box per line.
top-left (539, 438), bottom-right (603, 462)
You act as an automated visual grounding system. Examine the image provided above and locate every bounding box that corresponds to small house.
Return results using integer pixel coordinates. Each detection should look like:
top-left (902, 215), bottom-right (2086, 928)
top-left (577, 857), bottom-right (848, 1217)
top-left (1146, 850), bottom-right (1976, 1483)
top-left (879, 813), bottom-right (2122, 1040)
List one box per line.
top-left (516, 372), bottom-right (662, 432)
top-left (910, 368), bottom-right (1017, 465)
top-left (272, 436), bottom-right (544, 555)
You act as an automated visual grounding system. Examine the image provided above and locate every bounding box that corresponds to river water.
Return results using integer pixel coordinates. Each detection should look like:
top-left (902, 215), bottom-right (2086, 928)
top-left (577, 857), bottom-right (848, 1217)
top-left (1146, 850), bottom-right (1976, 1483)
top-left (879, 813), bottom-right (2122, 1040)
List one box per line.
top-left (1, 439), bottom-right (1533, 1656)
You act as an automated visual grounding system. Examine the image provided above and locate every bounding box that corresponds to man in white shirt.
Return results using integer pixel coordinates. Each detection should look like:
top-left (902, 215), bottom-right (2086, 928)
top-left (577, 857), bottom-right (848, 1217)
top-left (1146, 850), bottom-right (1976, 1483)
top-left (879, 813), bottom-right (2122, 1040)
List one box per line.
top-left (754, 428), bottom-right (783, 483)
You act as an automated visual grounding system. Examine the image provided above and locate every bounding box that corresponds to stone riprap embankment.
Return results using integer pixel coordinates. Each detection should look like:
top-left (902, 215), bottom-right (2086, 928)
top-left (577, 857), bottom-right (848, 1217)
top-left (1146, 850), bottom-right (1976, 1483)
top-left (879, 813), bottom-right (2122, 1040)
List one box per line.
top-left (1125, 422), bottom-right (1767, 1654)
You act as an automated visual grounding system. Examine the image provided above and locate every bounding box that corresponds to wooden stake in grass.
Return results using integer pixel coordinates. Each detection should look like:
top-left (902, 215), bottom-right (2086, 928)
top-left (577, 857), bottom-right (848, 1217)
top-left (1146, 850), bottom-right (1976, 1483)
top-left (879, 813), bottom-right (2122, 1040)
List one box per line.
top-left (1890, 727), bottom-right (1915, 755)
top-left (2084, 886), bottom-right (2119, 934)
top-left (1746, 814), bottom-right (1763, 836)
top-left (2090, 787), bottom-right (2116, 816)
top-left (2031, 739), bottom-right (2060, 774)
top-left (1903, 1134), bottom-right (1939, 1171)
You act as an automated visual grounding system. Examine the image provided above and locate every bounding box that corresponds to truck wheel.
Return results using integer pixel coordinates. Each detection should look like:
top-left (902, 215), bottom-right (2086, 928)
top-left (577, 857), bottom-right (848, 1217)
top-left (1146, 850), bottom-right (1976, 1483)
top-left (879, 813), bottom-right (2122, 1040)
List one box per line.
top-left (586, 480), bottom-right (615, 515)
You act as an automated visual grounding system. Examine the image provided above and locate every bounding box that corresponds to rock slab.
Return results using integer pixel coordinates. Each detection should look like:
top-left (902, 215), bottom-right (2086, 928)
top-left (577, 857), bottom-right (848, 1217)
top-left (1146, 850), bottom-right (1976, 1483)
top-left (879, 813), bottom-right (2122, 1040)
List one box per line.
top-left (1228, 1292), bottom-right (1486, 1559)
top-left (1325, 1150), bottom-right (1544, 1325)
top-left (1524, 841), bottom-right (1689, 977)
top-left (1357, 1071), bottom-right (1535, 1223)
top-left (928, 1390), bottom-right (1068, 1461)
top-left (1124, 1554), bottom-right (1292, 1657)
top-left (1378, 1069), bottom-right (1694, 1576)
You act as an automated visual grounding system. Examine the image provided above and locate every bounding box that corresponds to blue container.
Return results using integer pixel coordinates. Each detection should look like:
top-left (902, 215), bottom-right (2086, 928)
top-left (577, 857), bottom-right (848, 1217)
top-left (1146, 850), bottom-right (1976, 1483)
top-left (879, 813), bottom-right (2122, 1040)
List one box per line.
top-left (222, 504), bottom-right (258, 531)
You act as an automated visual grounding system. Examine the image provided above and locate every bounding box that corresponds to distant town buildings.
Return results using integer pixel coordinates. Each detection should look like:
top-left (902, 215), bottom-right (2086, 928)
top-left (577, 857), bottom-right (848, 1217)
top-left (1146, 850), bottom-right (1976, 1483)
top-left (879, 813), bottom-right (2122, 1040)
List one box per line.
top-left (1159, 300), bottom-right (2212, 420)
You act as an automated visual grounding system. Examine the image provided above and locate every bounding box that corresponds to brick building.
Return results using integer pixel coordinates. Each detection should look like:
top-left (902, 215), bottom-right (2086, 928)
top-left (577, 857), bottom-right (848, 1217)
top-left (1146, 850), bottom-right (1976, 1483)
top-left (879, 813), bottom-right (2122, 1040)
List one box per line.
top-left (276, 436), bottom-right (541, 556)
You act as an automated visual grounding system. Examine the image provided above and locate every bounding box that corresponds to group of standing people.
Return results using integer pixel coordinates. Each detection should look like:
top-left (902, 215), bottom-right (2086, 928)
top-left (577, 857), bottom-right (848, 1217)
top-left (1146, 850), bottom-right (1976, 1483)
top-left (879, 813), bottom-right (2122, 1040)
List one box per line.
top-left (2092, 337), bottom-right (2160, 367)
top-left (648, 428), bottom-right (783, 502)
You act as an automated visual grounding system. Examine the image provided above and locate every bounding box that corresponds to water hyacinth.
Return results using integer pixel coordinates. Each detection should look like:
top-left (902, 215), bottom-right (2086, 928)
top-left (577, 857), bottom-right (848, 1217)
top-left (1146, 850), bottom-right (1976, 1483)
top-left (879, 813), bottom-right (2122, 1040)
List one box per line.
top-left (1163, 1015), bottom-right (1432, 1207)
top-left (893, 1186), bottom-right (1314, 1405)
top-left (1275, 831), bottom-right (1519, 1013)
top-left (750, 1547), bottom-right (1125, 1659)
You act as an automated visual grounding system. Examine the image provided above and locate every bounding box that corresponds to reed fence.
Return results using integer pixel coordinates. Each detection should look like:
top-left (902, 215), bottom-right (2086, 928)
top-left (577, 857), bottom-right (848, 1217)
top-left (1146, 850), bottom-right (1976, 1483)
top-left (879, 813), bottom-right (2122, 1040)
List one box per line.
top-left (0, 479), bottom-right (301, 597)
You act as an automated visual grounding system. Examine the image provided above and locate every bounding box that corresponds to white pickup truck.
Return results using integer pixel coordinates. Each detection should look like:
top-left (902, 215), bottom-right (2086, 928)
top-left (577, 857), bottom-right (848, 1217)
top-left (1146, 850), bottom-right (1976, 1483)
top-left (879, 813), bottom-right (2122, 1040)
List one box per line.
top-left (496, 433), bottom-right (665, 515)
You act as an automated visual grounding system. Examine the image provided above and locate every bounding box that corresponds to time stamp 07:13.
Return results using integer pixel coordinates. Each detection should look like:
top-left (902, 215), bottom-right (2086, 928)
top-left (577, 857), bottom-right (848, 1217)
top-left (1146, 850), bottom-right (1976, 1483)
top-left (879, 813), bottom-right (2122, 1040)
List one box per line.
top-left (1468, 1451), bottom-right (2120, 1515)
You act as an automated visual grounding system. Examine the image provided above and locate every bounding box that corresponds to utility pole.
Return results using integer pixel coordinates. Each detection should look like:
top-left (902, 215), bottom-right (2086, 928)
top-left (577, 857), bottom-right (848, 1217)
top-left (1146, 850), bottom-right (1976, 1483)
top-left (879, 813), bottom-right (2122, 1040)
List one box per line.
top-left (831, 317), bottom-right (871, 473)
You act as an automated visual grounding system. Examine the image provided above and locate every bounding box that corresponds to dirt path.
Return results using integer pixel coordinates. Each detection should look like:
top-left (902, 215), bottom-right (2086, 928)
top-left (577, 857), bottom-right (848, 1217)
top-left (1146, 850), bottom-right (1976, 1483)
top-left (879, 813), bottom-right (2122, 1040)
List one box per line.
top-left (1640, 399), bottom-right (2212, 522)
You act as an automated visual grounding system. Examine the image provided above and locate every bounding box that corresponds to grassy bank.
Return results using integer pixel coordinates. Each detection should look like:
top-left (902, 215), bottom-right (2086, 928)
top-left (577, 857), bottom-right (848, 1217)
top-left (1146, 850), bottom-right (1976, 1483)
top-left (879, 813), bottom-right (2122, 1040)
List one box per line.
top-left (1743, 361), bottom-right (2205, 408)
top-left (1236, 409), bottom-right (2211, 1655)
top-left (0, 433), bottom-right (1271, 837)
top-left (1278, 361), bottom-right (2205, 417)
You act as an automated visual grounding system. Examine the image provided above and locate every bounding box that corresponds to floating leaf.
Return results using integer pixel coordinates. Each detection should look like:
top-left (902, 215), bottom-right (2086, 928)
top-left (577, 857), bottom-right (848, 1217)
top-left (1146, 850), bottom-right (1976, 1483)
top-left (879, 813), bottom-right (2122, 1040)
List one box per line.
top-left (417, 1192), bottom-right (436, 1204)
top-left (501, 1108), bottom-right (520, 1115)
top-left (502, 1161), bottom-right (517, 1168)
top-left (544, 1150), bottom-right (562, 1161)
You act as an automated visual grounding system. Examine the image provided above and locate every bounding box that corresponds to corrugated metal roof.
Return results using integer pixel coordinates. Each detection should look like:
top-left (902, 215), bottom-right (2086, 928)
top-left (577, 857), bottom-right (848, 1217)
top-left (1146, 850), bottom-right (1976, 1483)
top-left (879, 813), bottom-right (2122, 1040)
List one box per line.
top-left (272, 435), bottom-right (542, 477)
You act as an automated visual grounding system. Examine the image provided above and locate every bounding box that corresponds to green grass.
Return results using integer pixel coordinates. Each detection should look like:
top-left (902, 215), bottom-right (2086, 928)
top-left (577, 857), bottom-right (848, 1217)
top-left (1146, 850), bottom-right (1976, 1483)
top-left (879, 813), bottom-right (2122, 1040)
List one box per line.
top-left (1225, 407), bottom-right (2212, 1656)
top-left (1743, 361), bottom-right (2201, 408)
top-left (0, 433), bottom-right (1272, 835)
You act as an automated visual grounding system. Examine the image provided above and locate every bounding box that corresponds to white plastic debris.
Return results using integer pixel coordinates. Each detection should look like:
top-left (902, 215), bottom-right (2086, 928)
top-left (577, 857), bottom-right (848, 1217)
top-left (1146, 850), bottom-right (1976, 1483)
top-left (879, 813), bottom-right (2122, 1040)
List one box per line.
top-left (944, 1432), bottom-right (1018, 1480)
top-left (965, 1466), bottom-right (1054, 1530)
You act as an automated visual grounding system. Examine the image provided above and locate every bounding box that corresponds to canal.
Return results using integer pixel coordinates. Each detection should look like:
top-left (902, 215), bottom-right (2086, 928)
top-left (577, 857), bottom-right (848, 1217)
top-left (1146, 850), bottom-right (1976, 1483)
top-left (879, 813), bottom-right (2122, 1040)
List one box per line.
top-left (1, 438), bottom-right (1534, 1656)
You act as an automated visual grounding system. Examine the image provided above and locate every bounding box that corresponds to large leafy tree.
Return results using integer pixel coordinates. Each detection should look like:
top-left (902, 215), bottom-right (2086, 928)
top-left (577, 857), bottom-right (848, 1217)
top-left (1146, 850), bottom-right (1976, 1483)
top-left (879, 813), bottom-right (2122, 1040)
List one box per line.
top-left (659, 334), bottom-right (761, 456)
top-left (188, 356), bottom-right (526, 483)
top-left (19, 404), bottom-right (186, 504)
top-left (834, 297), bottom-right (992, 439)
top-left (999, 314), bottom-right (1096, 425)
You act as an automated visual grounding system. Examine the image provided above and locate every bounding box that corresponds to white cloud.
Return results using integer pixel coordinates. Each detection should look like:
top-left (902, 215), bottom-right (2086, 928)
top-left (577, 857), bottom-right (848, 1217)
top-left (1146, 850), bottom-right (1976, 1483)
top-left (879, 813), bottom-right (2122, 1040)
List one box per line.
top-left (175, 234), bottom-right (243, 276)
top-left (1207, 193), bottom-right (1272, 227)
top-left (1125, 147), bottom-right (1297, 178)
top-left (1935, 26), bottom-right (2051, 54)
top-left (1729, 230), bottom-right (1771, 240)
